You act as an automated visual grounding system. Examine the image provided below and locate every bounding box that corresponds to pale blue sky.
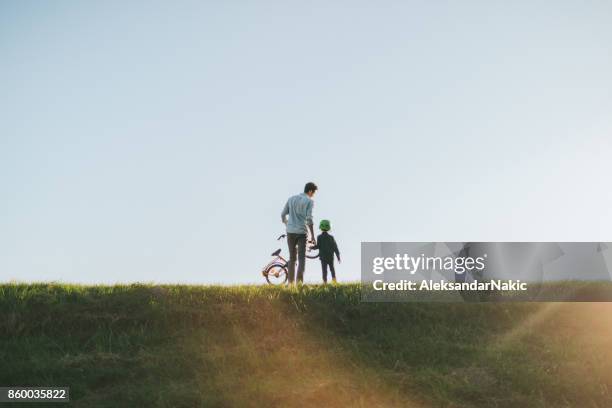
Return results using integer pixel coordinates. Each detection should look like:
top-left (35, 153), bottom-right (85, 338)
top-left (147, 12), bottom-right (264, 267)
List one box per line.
top-left (1, 1), bottom-right (611, 284)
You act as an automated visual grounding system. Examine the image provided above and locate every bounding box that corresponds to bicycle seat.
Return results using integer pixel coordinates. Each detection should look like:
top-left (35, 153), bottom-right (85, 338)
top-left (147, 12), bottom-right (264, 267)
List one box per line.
top-left (271, 249), bottom-right (281, 257)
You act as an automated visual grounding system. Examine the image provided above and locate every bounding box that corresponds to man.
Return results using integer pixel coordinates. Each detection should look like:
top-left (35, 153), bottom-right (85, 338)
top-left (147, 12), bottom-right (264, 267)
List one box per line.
top-left (281, 182), bottom-right (317, 284)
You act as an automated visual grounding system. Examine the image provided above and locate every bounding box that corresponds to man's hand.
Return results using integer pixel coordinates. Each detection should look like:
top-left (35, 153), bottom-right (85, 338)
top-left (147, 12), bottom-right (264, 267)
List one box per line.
top-left (337, 256), bottom-right (342, 264)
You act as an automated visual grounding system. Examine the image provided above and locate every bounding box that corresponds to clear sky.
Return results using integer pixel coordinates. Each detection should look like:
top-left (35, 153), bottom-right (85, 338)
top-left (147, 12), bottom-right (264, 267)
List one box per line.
top-left (2, 1), bottom-right (611, 284)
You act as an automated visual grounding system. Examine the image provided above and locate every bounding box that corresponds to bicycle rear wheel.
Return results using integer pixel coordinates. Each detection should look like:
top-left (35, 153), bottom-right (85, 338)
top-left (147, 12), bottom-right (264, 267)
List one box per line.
top-left (264, 263), bottom-right (288, 285)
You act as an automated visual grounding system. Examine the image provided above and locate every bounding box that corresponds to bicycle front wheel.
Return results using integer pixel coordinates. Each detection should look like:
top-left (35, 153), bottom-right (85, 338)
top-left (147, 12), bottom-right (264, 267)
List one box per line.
top-left (306, 244), bottom-right (319, 259)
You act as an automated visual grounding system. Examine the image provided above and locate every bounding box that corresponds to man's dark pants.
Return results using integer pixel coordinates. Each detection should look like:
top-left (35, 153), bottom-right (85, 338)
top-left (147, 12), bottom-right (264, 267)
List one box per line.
top-left (287, 233), bottom-right (306, 283)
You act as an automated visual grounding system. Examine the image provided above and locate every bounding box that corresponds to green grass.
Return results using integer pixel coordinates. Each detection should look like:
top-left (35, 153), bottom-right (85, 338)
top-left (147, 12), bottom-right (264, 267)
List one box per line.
top-left (1, 283), bottom-right (612, 407)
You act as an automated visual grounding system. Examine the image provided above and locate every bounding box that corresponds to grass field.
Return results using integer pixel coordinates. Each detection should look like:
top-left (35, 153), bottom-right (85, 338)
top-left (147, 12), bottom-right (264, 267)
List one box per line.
top-left (1, 283), bottom-right (612, 407)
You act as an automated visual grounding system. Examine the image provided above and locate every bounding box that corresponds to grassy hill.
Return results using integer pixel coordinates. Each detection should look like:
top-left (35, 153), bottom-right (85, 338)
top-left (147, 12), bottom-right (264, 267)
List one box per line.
top-left (1, 283), bottom-right (612, 407)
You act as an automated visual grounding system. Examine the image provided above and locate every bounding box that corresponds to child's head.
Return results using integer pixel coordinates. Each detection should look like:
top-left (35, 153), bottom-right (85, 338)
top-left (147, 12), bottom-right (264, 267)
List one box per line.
top-left (319, 219), bottom-right (331, 232)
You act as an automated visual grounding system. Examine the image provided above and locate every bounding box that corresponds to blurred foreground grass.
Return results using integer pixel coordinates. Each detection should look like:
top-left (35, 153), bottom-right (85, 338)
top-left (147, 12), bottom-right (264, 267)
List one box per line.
top-left (1, 283), bottom-right (612, 407)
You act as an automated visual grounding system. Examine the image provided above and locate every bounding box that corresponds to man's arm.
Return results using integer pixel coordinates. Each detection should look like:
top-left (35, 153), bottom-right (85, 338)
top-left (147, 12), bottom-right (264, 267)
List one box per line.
top-left (333, 237), bottom-right (341, 262)
top-left (308, 224), bottom-right (316, 245)
top-left (306, 199), bottom-right (315, 244)
top-left (281, 200), bottom-right (289, 224)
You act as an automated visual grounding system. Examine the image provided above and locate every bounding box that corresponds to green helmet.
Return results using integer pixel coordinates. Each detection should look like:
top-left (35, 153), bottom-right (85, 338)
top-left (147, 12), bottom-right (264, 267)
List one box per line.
top-left (319, 219), bottom-right (331, 231)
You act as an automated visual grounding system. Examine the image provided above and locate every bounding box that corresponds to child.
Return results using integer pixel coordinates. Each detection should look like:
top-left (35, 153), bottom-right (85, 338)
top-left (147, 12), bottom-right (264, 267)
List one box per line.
top-left (314, 219), bottom-right (341, 283)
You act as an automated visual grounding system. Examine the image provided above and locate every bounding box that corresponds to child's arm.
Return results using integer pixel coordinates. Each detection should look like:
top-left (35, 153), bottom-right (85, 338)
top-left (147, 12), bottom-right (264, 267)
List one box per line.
top-left (311, 234), bottom-right (322, 250)
top-left (333, 237), bottom-right (341, 262)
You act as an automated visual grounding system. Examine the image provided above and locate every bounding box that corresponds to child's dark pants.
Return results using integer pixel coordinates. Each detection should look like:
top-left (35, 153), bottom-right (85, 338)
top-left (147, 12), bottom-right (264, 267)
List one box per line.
top-left (320, 259), bottom-right (336, 283)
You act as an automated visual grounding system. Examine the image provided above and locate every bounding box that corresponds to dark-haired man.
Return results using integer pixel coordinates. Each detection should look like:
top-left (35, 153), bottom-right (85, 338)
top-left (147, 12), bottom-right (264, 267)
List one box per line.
top-left (281, 182), bottom-right (317, 284)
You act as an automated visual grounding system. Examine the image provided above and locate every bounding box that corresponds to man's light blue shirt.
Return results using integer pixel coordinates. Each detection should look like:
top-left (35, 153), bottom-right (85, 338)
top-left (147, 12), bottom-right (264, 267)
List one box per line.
top-left (281, 193), bottom-right (314, 234)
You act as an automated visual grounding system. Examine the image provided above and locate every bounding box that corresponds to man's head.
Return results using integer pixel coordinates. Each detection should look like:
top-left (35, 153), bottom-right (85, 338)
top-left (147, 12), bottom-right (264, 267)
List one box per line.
top-left (304, 182), bottom-right (318, 197)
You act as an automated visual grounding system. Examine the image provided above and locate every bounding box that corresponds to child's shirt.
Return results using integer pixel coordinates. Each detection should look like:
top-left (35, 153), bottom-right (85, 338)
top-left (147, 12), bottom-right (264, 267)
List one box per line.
top-left (316, 231), bottom-right (340, 263)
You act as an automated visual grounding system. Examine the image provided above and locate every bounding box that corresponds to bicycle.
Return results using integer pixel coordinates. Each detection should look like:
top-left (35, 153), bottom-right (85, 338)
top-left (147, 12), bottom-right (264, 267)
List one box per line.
top-left (261, 232), bottom-right (319, 285)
